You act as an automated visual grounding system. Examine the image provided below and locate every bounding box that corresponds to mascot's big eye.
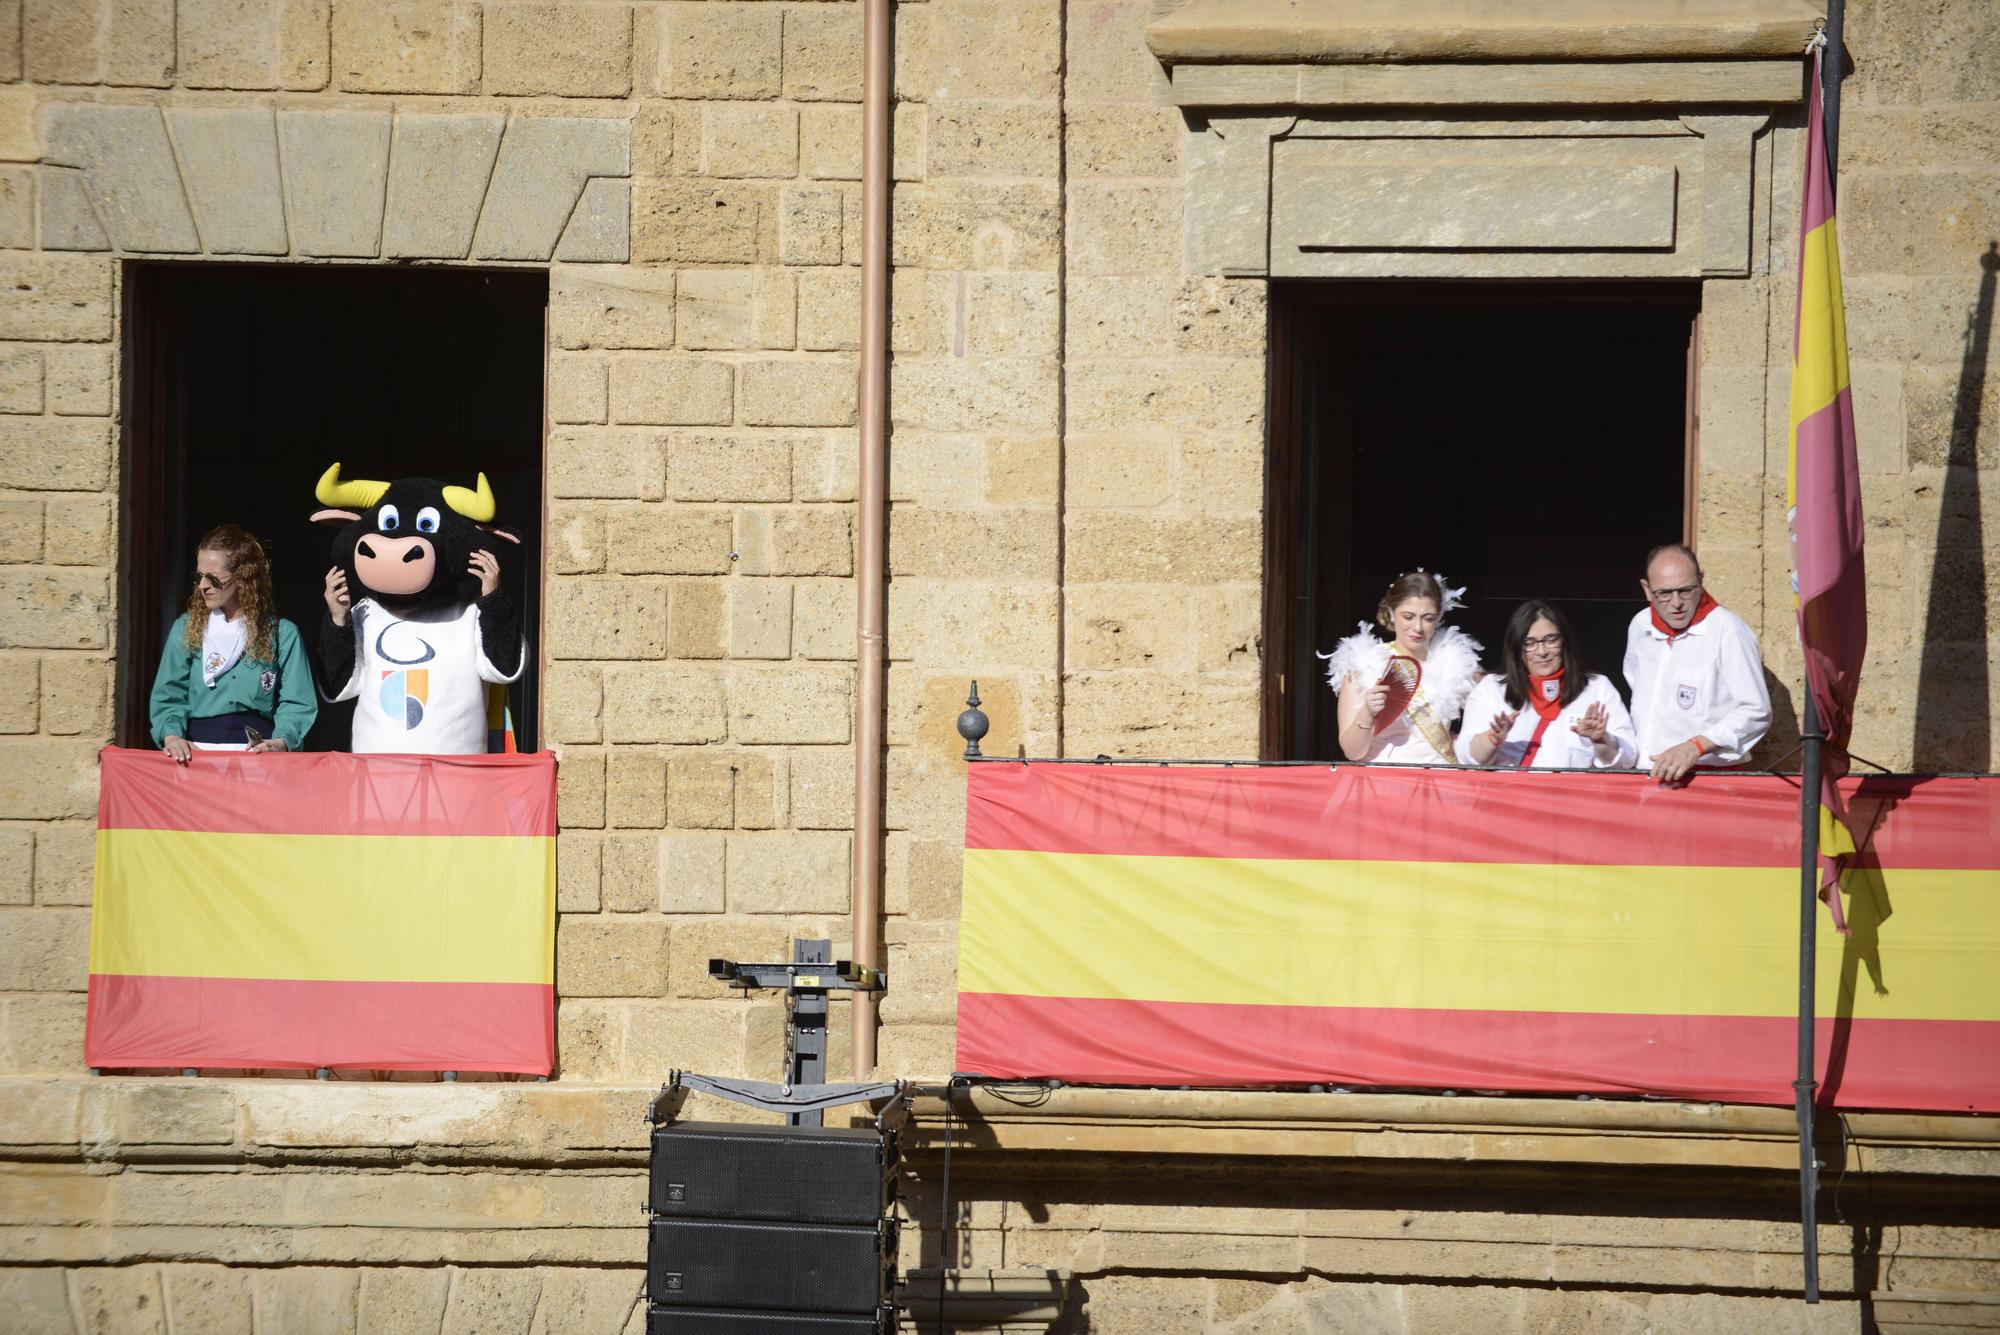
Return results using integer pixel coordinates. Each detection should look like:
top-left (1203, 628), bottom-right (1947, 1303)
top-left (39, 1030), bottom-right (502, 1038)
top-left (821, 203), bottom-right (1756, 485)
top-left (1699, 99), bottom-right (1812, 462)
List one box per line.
top-left (377, 504), bottom-right (401, 532)
top-left (415, 506), bottom-right (441, 534)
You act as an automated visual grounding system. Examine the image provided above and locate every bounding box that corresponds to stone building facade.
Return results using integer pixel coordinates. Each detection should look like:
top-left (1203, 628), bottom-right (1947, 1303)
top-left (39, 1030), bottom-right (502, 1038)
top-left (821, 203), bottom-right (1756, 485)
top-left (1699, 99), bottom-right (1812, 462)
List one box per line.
top-left (1, 0), bottom-right (1997, 1330)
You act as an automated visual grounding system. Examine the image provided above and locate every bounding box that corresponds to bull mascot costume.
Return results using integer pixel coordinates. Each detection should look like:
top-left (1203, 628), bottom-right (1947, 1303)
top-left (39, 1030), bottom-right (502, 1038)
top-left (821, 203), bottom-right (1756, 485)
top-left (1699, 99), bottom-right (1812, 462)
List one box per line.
top-left (312, 464), bottom-right (526, 754)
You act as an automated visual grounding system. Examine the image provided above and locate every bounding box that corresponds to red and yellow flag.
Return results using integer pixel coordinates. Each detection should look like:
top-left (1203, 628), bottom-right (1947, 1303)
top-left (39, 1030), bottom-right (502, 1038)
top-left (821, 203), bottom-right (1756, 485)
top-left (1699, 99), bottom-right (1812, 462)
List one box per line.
top-left (1788, 40), bottom-right (1868, 906)
top-left (86, 748), bottom-right (556, 1073)
top-left (956, 764), bottom-right (2000, 1112)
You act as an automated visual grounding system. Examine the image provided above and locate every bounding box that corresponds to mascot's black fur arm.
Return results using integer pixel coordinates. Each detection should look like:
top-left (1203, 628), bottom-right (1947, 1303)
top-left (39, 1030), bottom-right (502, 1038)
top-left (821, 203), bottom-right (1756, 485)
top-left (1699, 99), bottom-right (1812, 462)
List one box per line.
top-left (476, 586), bottom-right (523, 678)
top-left (312, 464), bottom-right (527, 755)
top-left (319, 605), bottom-right (357, 687)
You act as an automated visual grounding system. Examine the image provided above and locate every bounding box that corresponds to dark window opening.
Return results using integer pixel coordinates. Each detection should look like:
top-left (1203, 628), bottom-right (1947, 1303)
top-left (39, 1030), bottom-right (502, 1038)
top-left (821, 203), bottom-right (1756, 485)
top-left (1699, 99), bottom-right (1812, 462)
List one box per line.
top-left (1264, 281), bottom-right (1699, 761)
top-left (118, 263), bottom-right (548, 753)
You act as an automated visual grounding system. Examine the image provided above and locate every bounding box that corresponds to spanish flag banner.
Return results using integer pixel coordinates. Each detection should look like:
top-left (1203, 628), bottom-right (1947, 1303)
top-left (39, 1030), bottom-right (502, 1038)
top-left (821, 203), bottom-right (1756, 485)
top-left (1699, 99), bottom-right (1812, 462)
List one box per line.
top-left (1788, 40), bottom-right (1868, 908)
top-left (957, 764), bottom-right (2000, 1113)
top-left (86, 748), bottom-right (556, 1073)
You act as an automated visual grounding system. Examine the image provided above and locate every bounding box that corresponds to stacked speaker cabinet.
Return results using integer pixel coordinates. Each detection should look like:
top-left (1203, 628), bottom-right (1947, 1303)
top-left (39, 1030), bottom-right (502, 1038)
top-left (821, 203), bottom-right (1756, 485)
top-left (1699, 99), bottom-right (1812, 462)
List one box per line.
top-left (647, 1120), bottom-right (900, 1333)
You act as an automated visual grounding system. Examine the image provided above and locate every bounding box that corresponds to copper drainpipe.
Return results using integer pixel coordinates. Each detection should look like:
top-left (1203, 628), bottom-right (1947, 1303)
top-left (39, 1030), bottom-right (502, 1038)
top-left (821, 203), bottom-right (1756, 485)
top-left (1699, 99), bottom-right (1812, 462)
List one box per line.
top-left (851, 0), bottom-right (891, 1077)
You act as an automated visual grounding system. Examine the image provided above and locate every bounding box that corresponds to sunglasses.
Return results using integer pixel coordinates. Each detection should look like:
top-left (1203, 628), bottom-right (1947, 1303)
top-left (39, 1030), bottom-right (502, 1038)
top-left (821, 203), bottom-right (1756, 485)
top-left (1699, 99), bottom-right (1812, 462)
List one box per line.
top-left (193, 571), bottom-right (235, 590)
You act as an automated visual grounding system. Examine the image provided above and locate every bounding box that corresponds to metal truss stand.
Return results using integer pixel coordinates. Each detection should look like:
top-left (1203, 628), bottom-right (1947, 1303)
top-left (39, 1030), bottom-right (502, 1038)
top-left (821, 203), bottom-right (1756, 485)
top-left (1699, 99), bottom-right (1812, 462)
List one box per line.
top-left (648, 938), bottom-right (897, 1128)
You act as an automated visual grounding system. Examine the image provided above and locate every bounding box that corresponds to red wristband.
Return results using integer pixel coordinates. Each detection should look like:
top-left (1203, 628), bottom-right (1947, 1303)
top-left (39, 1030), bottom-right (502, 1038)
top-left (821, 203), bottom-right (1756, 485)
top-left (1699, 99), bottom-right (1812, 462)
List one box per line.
top-left (1691, 737), bottom-right (1708, 757)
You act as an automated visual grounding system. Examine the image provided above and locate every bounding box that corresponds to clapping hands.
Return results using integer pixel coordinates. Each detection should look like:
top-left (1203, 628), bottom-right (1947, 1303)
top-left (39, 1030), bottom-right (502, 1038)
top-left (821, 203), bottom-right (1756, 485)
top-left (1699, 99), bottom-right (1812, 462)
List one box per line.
top-left (1570, 702), bottom-right (1609, 743)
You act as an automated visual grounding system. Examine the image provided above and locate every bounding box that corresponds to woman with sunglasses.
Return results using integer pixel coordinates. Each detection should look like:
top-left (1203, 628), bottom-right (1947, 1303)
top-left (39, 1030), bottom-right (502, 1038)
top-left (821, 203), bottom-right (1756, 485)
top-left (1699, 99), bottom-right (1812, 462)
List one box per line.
top-left (1456, 599), bottom-right (1636, 770)
top-left (149, 525), bottom-right (317, 763)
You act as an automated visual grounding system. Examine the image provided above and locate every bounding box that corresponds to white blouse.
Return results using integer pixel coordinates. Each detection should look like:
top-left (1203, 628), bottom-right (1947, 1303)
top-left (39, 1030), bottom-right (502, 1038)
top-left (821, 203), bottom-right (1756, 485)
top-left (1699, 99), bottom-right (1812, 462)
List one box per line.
top-left (1454, 672), bottom-right (1639, 770)
top-left (1323, 624), bottom-right (1485, 765)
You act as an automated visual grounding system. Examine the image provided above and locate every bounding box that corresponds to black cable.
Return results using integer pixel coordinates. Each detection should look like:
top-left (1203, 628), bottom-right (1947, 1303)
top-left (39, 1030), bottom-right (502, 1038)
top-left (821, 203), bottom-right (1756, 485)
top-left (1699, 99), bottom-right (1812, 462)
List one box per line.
top-left (935, 1076), bottom-right (966, 1335)
top-left (1832, 1112), bottom-right (1855, 1224)
top-left (977, 1079), bottom-right (1055, 1109)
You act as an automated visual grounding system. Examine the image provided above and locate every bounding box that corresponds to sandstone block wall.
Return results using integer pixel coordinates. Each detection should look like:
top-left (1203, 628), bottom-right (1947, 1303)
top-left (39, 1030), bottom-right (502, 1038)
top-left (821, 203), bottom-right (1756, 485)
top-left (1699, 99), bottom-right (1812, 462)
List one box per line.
top-left (0, 0), bottom-right (1992, 1053)
top-left (1820, 0), bottom-right (2000, 770)
top-left (2, 1077), bottom-right (1994, 1332)
top-left (2, 0), bottom-right (1999, 1325)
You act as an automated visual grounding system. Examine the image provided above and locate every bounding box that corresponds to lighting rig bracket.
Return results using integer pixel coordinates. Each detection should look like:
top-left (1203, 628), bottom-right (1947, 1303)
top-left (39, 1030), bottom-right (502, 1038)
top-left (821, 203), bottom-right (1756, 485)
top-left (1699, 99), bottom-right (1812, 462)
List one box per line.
top-left (648, 938), bottom-right (899, 1128)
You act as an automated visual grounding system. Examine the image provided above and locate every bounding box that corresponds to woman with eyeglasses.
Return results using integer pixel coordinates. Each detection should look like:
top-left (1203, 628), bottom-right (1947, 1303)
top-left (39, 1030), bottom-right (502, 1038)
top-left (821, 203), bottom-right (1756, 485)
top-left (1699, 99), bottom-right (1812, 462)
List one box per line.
top-left (148, 525), bottom-right (318, 763)
top-left (1456, 599), bottom-right (1637, 770)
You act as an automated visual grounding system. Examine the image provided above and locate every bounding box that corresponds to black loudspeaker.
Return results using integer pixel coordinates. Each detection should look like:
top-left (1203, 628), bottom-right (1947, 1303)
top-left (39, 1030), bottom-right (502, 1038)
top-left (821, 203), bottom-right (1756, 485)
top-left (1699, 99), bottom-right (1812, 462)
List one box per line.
top-left (651, 1121), bottom-right (895, 1225)
top-left (648, 1217), bottom-right (893, 1315)
top-left (646, 1120), bottom-right (899, 1326)
top-left (648, 1306), bottom-right (885, 1334)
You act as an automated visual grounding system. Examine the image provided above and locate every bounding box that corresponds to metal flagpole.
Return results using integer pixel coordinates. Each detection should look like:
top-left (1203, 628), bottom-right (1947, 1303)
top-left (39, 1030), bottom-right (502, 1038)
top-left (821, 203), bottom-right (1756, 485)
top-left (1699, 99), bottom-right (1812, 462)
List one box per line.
top-left (1796, 690), bottom-right (1823, 1303)
top-left (1823, 0), bottom-right (1845, 190)
top-left (1794, 2), bottom-right (1843, 1302)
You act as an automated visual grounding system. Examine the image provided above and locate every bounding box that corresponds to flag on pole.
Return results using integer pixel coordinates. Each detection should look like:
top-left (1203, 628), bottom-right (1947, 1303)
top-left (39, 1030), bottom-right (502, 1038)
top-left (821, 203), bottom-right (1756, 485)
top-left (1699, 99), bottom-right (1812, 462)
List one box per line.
top-left (1787, 37), bottom-right (1867, 928)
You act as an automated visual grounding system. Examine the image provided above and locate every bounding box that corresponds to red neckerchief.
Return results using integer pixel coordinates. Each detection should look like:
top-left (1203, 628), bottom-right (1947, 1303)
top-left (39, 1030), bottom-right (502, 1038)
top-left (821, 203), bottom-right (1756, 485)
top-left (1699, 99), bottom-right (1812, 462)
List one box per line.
top-left (1518, 669), bottom-right (1564, 767)
top-left (1526, 670), bottom-right (1564, 723)
top-left (1650, 590), bottom-right (1718, 642)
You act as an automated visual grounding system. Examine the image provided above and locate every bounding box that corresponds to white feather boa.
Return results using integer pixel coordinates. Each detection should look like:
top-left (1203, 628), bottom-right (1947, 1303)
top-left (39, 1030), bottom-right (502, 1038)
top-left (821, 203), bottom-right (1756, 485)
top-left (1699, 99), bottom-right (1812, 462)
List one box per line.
top-left (1319, 623), bottom-right (1485, 723)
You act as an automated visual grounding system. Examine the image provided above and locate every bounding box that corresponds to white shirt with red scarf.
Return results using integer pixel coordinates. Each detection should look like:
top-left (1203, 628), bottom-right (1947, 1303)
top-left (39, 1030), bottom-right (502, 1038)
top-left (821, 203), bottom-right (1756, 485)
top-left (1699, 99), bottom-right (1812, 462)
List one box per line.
top-left (1621, 602), bottom-right (1772, 767)
top-left (1455, 672), bottom-right (1639, 770)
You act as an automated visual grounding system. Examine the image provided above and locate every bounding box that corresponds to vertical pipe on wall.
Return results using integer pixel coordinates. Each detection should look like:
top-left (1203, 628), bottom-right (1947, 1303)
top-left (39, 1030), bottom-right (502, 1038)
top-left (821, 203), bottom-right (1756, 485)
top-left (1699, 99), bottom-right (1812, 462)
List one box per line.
top-left (851, 0), bottom-right (891, 1078)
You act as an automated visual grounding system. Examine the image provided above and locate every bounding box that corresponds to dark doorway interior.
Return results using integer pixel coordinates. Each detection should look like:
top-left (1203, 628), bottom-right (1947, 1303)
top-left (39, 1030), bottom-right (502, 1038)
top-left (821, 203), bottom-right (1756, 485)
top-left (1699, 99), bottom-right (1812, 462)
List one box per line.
top-left (119, 263), bottom-right (548, 753)
top-left (1266, 282), bottom-right (1699, 761)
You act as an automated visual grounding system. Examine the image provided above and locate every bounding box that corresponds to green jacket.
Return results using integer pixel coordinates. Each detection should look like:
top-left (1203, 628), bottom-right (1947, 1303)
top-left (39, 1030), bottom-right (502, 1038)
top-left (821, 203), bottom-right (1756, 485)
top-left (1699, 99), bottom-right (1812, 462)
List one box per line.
top-left (149, 614), bottom-right (318, 751)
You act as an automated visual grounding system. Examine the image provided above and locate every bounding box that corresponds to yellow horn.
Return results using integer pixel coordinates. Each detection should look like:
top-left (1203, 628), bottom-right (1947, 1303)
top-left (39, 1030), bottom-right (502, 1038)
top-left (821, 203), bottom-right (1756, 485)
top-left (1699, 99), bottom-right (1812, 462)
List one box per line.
top-left (315, 463), bottom-right (390, 510)
top-left (441, 472), bottom-right (496, 523)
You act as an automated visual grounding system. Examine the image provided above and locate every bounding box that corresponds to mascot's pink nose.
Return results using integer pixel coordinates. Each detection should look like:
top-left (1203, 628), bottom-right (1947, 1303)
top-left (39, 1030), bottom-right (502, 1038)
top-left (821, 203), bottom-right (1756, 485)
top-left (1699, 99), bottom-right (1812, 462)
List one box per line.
top-left (354, 535), bottom-right (436, 595)
top-left (357, 536), bottom-right (429, 560)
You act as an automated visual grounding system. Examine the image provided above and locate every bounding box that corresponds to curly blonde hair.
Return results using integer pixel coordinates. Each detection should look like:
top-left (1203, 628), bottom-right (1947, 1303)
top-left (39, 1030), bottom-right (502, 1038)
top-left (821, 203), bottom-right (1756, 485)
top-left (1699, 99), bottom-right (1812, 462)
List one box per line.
top-left (182, 525), bottom-right (277, 665)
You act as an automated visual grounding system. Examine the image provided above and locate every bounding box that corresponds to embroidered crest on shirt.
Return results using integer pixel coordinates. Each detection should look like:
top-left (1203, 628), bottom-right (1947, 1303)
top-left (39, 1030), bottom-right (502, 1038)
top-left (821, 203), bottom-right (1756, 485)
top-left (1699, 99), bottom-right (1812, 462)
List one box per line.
top-left (1677, 684), bottom-right (1697, 710)
top-left (258, 669), bottom-right (276, 695)
top-left (1540, 680), bottom-right (1559, 702)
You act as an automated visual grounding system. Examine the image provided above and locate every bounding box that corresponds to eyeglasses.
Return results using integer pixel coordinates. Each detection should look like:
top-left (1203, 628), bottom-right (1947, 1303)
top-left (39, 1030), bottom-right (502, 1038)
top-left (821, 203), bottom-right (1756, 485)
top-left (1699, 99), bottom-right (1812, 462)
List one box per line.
top-left (1648, 583), bottom-right (1701, 603)
top-left (1522, 633), bottom-right (1563, 651)
top-left (192, 571), bottom-right (234, 590)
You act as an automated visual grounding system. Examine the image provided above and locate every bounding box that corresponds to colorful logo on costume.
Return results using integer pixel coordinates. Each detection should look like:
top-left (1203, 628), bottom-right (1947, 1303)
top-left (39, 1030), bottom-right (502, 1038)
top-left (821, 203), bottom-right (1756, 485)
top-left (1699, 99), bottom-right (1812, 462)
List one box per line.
top-left (374, 622), bottom-right (438, 666)
top-left (373, 623), bottom-right (437, 730)
top-left (258, 669), bottom-right (276, 695)
top-left (205, 651), bottom-right (225, 674)
top-left (378, 669), bottom-right (430, 730)
top-left (1676, 684), bottom-right (1697, 711)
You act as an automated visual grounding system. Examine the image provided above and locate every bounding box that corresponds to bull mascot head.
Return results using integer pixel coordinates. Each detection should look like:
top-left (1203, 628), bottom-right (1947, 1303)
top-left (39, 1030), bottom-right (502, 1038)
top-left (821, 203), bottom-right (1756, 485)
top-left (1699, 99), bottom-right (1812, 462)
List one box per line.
top-left (311, 464), bottom-right (519, 609)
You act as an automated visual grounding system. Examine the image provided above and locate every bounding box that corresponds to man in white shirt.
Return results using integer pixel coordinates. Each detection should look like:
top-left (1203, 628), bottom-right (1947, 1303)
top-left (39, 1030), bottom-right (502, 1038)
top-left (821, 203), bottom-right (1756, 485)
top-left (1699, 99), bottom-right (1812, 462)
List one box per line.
top-left (1622, 543), bottom-right (1772, 784)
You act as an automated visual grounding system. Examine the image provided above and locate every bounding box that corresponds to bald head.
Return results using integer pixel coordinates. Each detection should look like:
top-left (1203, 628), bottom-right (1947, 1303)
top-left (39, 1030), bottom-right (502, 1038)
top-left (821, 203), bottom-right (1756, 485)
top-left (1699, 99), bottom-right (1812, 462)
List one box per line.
top-left (1642, 544), bottom-right (1705, 630)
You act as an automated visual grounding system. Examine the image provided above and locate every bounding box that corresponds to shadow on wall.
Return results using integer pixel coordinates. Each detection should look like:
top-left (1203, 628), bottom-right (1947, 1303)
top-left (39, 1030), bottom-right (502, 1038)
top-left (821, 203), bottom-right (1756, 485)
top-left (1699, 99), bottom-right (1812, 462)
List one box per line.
top-left (1757, 668), bottom-right (1803, 771)
top-left (1910, 242), bottom-right (1999, 772)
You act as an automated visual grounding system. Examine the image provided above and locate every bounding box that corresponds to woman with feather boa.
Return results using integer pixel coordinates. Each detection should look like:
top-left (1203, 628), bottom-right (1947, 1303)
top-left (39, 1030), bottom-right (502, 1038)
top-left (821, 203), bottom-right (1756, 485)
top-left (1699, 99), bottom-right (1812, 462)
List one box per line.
top-left (1322, 571), bottom-right (1484, 764)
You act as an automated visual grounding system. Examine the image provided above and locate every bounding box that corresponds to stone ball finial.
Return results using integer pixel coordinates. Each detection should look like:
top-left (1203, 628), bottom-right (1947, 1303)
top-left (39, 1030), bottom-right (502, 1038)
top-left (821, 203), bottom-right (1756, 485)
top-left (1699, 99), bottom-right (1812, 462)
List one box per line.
top-left (957, 681), bottom-right (990, 760)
